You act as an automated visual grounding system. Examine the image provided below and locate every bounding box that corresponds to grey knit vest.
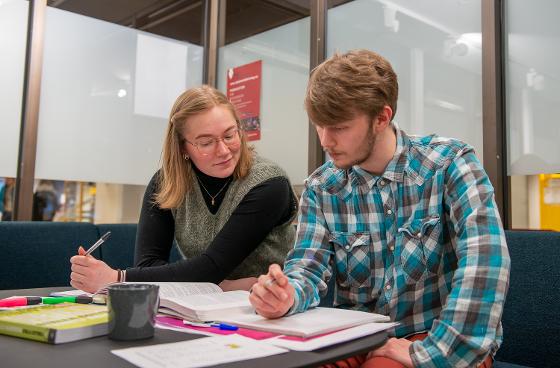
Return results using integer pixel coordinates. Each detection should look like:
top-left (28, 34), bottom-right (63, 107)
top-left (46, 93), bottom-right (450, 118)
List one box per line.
top-left (173, 156), bottom-right (297, 279)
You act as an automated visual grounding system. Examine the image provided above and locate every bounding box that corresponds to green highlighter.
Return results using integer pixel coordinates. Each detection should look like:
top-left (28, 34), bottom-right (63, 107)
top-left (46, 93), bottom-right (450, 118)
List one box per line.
top-left (42, 296), bottom-right (94, 304)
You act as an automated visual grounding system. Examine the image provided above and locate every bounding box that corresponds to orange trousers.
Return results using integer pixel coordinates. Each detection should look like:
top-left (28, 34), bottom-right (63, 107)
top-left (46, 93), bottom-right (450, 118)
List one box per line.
top-left (321, 333), bottom-right (493, 368)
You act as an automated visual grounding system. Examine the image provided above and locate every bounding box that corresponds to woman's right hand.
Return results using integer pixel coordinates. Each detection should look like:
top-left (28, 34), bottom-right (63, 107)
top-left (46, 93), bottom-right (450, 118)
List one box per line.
top-left (70, 246), bottom-right (118, 293)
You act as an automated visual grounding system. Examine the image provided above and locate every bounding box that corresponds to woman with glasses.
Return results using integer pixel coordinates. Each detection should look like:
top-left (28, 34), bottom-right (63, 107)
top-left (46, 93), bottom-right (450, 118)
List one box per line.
top-left (70, 86), bottom-right (298, 293)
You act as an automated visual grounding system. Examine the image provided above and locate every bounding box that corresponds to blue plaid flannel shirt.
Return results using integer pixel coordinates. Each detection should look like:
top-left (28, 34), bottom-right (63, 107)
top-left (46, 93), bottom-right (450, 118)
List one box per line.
top-left (284, 125), bottom-right (510, 368)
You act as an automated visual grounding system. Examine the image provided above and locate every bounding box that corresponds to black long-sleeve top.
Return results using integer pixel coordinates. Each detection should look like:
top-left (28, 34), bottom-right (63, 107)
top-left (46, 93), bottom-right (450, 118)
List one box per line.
top-left (125, 168), bottom-right (293, 284)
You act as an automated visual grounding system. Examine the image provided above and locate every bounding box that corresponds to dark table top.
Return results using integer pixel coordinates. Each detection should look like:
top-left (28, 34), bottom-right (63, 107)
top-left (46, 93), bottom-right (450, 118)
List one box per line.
top-left (0, 287), bottom-right (387, 368)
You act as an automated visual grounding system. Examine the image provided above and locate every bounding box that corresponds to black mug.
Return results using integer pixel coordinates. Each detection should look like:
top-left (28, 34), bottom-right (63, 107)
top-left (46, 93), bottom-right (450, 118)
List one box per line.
top-left (107, 283), bottom-right (159, 341)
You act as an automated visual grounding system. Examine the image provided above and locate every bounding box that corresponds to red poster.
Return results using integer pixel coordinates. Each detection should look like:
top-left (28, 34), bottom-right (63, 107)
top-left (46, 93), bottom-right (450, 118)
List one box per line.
top-left (226, 60), bottom-right (262, 141)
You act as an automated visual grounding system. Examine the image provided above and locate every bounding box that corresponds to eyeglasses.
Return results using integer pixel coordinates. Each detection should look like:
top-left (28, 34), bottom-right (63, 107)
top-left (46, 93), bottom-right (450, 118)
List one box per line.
top-left (184, 128), bottom-right (241, 155)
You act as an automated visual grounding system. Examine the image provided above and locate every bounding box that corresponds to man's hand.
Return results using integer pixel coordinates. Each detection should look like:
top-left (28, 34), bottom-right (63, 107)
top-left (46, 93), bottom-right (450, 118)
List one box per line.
top-left (367, 337), bottom-right (413, 368)
top-left (70, 246), bottom-right (118, 293)
top-left (249, 264), bottom-right (295, 319)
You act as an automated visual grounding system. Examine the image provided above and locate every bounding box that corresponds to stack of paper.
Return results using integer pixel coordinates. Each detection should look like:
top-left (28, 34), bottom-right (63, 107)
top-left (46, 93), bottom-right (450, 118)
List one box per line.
top-left (221, 307), bottom-right (391, 338)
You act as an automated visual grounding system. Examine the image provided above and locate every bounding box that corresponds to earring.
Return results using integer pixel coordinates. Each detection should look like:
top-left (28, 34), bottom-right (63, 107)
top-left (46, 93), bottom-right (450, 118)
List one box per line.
top-left (183, 154), bottom-right (189, 161)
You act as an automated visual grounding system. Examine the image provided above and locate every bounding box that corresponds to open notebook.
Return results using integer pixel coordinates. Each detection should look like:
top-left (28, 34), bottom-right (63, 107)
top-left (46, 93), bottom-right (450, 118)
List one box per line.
top-left (221, 307), bottom-right (390, 338)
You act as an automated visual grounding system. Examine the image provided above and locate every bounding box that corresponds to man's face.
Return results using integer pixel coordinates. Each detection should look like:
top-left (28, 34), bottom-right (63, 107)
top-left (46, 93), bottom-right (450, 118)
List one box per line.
top-left (315, 113), bottom-right (377, 170)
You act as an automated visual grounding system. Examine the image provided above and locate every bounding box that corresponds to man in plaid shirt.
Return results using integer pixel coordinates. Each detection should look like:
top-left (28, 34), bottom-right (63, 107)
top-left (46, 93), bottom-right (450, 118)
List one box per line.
top-left (249, 49), bottom-right (510, 368)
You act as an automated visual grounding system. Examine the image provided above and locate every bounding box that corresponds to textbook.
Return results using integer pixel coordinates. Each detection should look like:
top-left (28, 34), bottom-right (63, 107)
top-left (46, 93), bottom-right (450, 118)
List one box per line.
top-left (149, 282), bottom-right (253, 323)
top-left (0, 303), bottom-right (108, 344)
top-left (221, 307), bottom-right (391, 338)
top-left (52, 282), bottom-right (252, 322)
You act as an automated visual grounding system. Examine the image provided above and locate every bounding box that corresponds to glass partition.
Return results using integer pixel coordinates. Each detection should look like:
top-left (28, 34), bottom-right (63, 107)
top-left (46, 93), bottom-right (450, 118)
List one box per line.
top-left (328, 0), bottom-right (483, 158)
top-left (218, 17), bottom-right (311, 185)
top-left (506, 0), bottom-right (560, 230)
top-left (35, 6), bottom-right (203, 222)
top-left (506, 0), bottom-right (560, 175)
top-left (0, 0), bottom-right (28, 221)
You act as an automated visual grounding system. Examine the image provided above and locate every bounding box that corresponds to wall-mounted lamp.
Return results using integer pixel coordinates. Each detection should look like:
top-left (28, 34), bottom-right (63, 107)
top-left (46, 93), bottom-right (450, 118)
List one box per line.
top-left (443, 33), bottom-right (481, 58)
top-left (444, 37), bottom-right (468, 57)
top-left (383, 5), bottom-right (400, 33)
top-left (526, 68), bottom-right (544, 91)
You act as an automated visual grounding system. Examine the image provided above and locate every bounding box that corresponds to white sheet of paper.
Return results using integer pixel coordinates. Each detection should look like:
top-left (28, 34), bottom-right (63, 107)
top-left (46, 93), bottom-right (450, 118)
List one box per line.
top-left (268, 322), bottom-right (397, 351)
top-left (111, 335), bottom-right (288, 368)
top-left (50, 289), bottom-right (93, 297)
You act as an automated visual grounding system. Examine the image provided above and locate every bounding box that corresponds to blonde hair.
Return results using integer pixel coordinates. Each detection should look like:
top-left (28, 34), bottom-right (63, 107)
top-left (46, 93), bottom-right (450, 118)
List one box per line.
top-left (305, 49), bottom-right (398, 126)
top-left (156, 85), bottom-right (254, 209)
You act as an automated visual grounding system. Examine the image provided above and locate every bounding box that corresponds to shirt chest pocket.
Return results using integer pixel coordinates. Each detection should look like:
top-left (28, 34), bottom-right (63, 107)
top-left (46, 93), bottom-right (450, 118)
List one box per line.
top-left (329, 232), bottom-right (372, 288)
top-left (398, 214), bottom-right (443, 283)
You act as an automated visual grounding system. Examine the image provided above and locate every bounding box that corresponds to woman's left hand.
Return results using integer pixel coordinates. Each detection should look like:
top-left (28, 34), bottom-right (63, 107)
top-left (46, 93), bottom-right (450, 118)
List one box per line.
top-left (219, 277), bottom-right (258, 291)
top-left (70, 246), bottom-right (118, 293)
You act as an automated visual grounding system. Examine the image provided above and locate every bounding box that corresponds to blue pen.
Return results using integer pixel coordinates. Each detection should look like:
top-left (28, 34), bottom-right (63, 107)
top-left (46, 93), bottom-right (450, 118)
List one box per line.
top-left (210, 323), bottom-right (238, 331)
top-left (183, 320), bottom-right (238, 331)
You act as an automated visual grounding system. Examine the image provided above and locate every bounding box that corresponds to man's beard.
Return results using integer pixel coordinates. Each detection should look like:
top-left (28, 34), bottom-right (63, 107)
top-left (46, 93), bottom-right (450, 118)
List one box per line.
top-left (336, 123), bottom-right (377, 169)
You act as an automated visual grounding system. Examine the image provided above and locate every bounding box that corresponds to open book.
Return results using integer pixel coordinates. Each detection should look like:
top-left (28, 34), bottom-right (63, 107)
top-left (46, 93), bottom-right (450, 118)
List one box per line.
top-left (52, 282), bottom-right (253, 323)
top-left (0, 303), bottom-right (108, 344)
top-left (148, 282), bottom-right (253, 322)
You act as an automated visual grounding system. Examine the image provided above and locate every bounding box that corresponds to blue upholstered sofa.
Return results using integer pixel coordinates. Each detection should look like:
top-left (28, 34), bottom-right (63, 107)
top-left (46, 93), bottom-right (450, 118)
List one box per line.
top-left (0, 222), bottom-right (181, 290)
top-left (0, 223), bottom-right (558, 367)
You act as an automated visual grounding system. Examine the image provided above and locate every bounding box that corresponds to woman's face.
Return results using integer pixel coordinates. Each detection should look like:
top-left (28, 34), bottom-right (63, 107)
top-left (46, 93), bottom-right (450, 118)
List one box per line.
top-left (181, 105), bottom-right (241, 178)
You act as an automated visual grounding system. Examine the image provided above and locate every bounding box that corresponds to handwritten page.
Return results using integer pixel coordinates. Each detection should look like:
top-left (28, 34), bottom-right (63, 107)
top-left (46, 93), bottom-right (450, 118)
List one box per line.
top-left (111, 335), bottom-right (288, 368)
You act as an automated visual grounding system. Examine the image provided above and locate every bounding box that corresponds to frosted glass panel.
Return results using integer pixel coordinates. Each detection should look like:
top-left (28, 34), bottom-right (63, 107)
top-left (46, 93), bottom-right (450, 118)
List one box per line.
top-left (506, 0), bottom-right (560, 175)
top-left (328, 0), bottom-right (483, 159)
top-left (218, 18), bottom-right (310, 185)
top-left (36, 7), bottom-right (203, 185)
top-left (0, 0), bottom-right (28, 177)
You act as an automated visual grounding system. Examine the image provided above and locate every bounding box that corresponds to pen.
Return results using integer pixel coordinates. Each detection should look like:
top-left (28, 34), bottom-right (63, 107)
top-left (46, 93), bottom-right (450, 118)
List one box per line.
top-left (264, 278), bottom-right (277, 287)
top-left (84, 231), bottom-right (111, 256)
top-left (41, 296), bottom-right (94, 304)
top-left (183, 320), bottom-right (239, 331)
top-left (210, 323), bottom-right (238, 331)
top-left (0, 296), bottom-right (42, 308)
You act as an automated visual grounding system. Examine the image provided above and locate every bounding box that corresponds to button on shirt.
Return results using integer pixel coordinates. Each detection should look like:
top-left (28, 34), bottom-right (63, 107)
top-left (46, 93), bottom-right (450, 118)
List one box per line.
top-left (284, 124), bottom-right (510, 368)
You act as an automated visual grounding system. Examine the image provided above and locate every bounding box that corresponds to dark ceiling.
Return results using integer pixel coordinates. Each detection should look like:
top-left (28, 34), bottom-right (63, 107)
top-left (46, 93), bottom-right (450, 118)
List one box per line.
top-left (46, 0), bottom-right (350, 46)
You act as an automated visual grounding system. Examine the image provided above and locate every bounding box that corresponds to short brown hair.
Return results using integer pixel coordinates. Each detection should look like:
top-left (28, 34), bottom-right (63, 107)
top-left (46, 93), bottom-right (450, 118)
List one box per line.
top-left (156, 85), bottom-right (254, 209)
top-left (305, 49), bottom-right (398, 126)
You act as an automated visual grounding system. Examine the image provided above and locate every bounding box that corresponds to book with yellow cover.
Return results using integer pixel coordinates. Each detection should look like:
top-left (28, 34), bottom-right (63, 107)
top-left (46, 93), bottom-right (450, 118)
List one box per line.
top-left (0, 303), bottom-right (108, 344)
